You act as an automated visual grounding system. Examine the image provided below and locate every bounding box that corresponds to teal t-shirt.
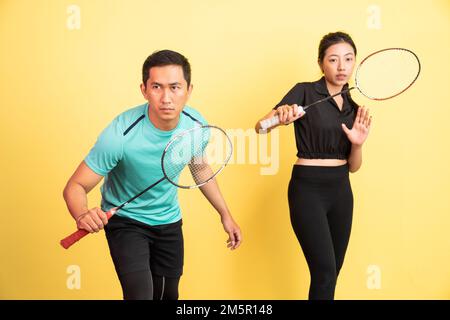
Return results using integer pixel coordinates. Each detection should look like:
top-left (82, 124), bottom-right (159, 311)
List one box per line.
top-left (84, 103), bottom-right (207, 226)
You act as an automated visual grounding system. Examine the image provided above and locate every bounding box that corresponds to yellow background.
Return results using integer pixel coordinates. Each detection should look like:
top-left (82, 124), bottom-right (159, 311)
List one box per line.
top-left (1, 0), bottom-right (449, 299)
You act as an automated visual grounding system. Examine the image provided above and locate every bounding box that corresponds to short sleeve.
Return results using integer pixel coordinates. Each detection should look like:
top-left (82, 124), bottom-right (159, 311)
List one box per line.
top-left (274, 83), bottom-right (305, 110)
top-left (183, 106), bottom-right (208, 126)
top-left (84, 117), bottom-right (124, 176)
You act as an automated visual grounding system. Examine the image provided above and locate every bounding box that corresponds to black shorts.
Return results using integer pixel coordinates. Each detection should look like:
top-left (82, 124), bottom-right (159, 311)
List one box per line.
top-left (104, 214), bottom-right (184, 278)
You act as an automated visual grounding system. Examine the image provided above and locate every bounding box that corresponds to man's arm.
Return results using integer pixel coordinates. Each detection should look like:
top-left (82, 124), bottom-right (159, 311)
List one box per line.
top-left (63, 161), bottom-right (109, 233)
top-left (198, 178), bottom-right (242, 250)
top-left (189, 162), bottom-right (242, 250)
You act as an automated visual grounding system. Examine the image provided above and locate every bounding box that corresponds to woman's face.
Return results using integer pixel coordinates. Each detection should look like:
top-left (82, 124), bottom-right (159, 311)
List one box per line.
top-left (319, 42), bottom-right (356, 88)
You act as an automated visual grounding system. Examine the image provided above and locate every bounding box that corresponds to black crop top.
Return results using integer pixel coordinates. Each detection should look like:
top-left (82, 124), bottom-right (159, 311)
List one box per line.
top-left (274, 77), bottom-right (359, 160)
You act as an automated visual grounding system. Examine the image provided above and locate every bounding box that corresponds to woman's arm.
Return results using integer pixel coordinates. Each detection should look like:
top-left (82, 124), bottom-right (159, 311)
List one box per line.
top-left (347, 144), bottom-right (363, 173)
top-left (342, 106), bottom-right (372, 173)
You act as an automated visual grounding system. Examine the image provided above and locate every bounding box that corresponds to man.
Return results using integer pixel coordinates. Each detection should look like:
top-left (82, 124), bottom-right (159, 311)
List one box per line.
top-left (63, 50), bottom-right (242, 300)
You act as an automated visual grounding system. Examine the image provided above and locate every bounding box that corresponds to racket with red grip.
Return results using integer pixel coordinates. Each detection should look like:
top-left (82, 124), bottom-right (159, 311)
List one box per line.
top-left (60, 209), bottom-right (115, 249)
top-left (60, 125), bottom-right (232, 249)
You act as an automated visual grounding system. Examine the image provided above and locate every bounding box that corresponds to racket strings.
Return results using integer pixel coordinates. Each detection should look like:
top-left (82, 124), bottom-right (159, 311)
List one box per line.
top-left (356, 48), bottom-right (420, 100)
top-left (162, 126), bottom-right (232, 188)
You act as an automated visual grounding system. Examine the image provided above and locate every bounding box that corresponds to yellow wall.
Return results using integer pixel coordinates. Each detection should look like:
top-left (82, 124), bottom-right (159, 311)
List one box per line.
top-left (1, 0), bottom-right (449, 299)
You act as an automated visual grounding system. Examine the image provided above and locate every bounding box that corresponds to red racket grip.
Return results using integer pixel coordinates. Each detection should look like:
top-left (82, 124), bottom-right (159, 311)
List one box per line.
top-left (60, 210), bottom-right (115, 249)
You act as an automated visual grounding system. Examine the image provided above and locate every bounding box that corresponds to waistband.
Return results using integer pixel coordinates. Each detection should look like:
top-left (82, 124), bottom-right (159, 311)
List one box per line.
top-left (291, 164), bottom-right (349, 179)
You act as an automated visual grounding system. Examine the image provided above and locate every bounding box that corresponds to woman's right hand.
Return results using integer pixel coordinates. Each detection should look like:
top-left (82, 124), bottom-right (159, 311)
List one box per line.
top-left (276, 104), bottom-right (305, 125)
top-left (76, 207), bottom-right (109, 233)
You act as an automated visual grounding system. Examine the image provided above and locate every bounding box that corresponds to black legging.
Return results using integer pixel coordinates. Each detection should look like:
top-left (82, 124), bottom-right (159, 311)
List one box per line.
top-left (288, 164), bottom-right (353, 300)
top-left (119, 271), bottom-right (180, 300)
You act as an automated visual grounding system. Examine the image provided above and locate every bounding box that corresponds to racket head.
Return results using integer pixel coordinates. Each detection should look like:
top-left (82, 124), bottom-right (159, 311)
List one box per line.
top-left (355, 48), bottom-right (421, 100)
top-left (161, 125), bottom-right (233, 189)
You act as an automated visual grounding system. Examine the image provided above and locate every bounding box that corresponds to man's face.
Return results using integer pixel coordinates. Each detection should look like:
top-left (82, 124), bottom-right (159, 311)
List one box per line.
top-left (141, 65), bottom-right (192, 124)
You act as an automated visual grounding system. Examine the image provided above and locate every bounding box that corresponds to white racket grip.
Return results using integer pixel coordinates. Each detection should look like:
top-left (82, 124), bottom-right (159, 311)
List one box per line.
top-left (259, 115), bottom-right (280, 131)
top-left (259, 105), bottom-right (304, 130)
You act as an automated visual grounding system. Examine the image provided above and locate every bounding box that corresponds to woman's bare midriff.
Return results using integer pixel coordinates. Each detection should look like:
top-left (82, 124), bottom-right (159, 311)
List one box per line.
top-left (295, 158), bottom-right (347, 166)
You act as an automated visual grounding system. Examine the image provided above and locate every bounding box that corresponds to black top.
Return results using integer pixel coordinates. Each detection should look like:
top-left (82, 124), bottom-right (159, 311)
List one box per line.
top-left (274, 77), bottom-right (359, 160)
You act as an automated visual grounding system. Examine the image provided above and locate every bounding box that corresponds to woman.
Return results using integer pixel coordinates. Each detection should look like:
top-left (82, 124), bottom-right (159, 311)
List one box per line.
top-left (255, 32), bottom-right (372, 300)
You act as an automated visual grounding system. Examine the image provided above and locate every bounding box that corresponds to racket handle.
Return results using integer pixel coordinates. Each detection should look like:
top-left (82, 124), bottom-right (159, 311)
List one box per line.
top-left (60, 209), bottom-right (116, 249)
top-left (259, 105), bottom-right (304, 130)
top-left (60, 229), bottom-right (89, 249)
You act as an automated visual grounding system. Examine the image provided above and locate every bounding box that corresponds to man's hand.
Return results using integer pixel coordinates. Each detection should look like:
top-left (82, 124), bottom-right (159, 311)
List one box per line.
top-left (221, 216), bottom-right (242, 250)
top-left (76, 207), bottom-right (109, 233)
